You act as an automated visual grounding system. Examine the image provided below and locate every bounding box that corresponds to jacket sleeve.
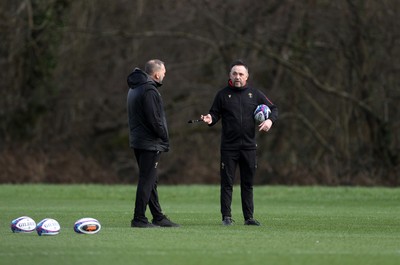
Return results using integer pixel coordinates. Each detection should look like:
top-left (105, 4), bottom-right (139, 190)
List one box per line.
top-left (142, 89), bottom-right (168, 141)
top-left (258, 90), bottom-right (278, 123)
top-left (208, 91), bottom-right (222, 126)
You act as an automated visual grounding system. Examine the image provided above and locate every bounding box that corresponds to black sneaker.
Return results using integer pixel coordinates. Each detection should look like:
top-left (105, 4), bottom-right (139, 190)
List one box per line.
top-left (244, 218), bottom-right (261, 226)
top-left (152, 216), bottom-right (180, 227)
top-left (131, 219), bottom-right (160, 228)
top-left (222, 216), bottom-right (234, 226)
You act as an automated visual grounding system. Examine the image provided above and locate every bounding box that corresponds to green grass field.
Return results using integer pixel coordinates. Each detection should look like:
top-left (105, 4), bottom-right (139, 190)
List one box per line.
top-left (0, 185), bottom-right (399, 265)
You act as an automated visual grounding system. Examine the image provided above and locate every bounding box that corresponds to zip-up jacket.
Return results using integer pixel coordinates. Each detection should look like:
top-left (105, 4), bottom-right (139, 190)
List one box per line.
top-left (127, 68), bottom-right (169, 152)
top-left (209, 81), bottom-right (278, 150)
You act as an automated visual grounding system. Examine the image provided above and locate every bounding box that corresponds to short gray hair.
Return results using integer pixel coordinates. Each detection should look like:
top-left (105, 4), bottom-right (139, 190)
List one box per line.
top-left (230, 59), bottom-right (248, 72)
top-left (145, 59), bottom-right (165, 75)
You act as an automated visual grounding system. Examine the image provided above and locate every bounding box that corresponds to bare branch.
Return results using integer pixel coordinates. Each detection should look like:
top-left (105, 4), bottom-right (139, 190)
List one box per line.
top-left (64, 27), bottom-right (221, 49)
top-left (279, 112), bottom-right (337, 156)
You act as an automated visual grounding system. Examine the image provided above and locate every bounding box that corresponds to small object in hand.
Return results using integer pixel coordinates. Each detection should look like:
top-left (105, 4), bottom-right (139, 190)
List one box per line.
top-left (187, 119), bottom-right (202, 123)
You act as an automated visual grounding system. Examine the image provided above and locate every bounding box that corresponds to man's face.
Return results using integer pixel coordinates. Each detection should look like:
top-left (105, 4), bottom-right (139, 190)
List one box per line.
top-left (230, 65), bottom-right (248, 88)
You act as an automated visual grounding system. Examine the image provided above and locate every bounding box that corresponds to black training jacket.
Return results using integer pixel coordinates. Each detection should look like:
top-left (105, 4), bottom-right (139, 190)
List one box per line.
top-left (127, 68), bottom-right (169, 152)
top-left (208, 81), bottom-right (278, 150)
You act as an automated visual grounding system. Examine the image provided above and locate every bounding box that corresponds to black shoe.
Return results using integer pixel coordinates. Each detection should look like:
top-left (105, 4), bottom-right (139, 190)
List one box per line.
top-left (244, 218), bottom-right (261, 226)
top-left (222, 216), bottom-right (234, 226)
top-left (131, 219), bottom-right (160, 228)
top-left (152, 216), bottom-right (180, 227)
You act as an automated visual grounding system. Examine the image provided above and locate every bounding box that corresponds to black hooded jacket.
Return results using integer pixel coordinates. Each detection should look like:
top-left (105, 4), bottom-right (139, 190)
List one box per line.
top-left (209, 80), bottom-right (278, 150)
top-left (127, 68), bottom-right (169, 152)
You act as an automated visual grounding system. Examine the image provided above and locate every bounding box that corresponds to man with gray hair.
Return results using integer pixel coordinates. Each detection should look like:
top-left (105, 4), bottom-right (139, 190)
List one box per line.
top-left (127, 59), bottom-right (179, 228)
top-left (202, 60), bottom-right (278, 226)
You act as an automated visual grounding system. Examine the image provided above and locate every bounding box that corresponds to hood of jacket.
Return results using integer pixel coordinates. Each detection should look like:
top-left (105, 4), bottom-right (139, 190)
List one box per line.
top-left (127, 68), bottom-right (162, 89)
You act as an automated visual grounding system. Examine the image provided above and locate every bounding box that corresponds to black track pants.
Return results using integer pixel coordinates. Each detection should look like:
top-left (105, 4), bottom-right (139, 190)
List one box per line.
top-left (220, 149), bottom-right (257, 220)
top-left (133, 149), bottom-right (164, 222)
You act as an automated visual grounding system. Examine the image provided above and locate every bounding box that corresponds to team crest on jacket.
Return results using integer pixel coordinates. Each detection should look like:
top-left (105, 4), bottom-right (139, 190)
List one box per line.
top-left (228, 94), bottom-right (231, 98)
top-left (248, 93), bottom-right (253, 98)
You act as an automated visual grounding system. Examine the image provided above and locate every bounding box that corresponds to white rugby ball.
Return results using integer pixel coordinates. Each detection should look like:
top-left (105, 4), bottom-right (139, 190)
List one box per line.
top-left (74, 218), bottom-right (101, 234)
top-left (36, 218), bottom-right (61, 236)
top-left (11, 216), bottom-right (36, 233)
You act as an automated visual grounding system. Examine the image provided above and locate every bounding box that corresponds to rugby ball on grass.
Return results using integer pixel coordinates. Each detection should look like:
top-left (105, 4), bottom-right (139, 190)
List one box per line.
top-left (36, 218), bottom-right (60, 236)
top-left (254, 104), bottom-right (271, 123)
top-left (11, 216), bottom-right (36, 233)
top-left (74, 218), bottom-right (101, 234)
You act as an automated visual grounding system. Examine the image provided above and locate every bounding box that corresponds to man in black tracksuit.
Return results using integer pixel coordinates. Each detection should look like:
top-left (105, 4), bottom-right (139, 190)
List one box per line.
top-left (127, 59), bottom-right (179, 228)
top-left (202, 60), bottom-right (278, 226)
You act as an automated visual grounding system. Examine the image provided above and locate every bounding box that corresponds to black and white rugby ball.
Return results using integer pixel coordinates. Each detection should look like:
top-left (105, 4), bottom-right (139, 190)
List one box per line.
top-left (11, 216), bottom-right (36, 233)
top-left (74, 218), bottom-right (101, 234)
top-left (36, 218), bottom-right (61, 236)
